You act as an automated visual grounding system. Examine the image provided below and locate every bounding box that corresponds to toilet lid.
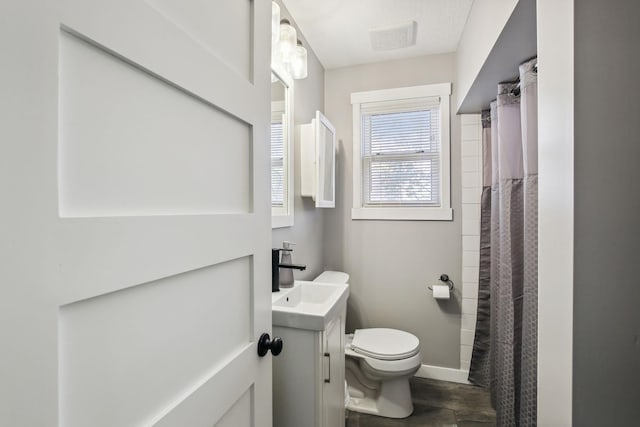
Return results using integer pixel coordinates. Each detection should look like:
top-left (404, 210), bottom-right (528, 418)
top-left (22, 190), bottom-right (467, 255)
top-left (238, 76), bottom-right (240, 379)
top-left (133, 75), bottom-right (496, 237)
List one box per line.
top-left (351, 328), bottom-right (420, 361)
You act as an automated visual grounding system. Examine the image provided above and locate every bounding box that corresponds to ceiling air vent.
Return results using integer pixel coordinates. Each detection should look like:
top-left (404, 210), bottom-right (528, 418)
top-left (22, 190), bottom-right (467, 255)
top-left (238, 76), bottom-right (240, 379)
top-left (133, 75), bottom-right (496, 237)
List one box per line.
top-left (369, 21), bottom-right (417, 51)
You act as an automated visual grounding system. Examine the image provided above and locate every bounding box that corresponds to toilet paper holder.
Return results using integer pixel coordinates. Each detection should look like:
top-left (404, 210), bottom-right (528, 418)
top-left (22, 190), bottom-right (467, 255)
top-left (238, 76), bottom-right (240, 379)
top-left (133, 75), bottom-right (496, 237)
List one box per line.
top-left (428, 274), bottom-right (455, 291)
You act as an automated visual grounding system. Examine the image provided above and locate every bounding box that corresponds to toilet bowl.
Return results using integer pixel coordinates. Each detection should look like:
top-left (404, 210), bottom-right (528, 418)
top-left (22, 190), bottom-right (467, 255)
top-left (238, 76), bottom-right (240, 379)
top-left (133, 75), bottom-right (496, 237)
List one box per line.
top-left (345, 328), bottom-right (421, 418)
top-left (313, 272), bottom-right (422, 419)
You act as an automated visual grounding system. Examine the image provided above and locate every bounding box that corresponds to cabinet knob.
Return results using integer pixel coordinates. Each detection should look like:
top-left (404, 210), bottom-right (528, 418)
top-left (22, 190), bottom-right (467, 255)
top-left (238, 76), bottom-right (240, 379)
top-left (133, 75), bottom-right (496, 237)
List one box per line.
top-left (257, 333), bottom-right (283, 357)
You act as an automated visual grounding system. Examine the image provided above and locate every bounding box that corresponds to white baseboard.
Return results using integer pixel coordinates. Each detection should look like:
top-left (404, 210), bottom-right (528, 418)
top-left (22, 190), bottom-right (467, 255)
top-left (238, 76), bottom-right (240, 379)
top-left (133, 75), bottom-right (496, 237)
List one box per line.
top-left (414, 364), bottom-right (471, 384)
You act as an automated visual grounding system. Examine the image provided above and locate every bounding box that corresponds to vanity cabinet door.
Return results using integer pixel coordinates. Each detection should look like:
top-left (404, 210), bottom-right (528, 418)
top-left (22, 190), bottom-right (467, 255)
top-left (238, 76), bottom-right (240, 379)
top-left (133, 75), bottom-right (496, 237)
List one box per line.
top-left (322, 315), bottom-right (345, 427)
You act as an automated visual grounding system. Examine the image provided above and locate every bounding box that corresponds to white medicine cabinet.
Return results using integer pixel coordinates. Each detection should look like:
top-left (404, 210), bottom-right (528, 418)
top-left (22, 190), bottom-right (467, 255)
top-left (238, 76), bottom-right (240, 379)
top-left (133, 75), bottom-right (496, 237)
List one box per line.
top-left (300, 111), bottom-right (336, 208)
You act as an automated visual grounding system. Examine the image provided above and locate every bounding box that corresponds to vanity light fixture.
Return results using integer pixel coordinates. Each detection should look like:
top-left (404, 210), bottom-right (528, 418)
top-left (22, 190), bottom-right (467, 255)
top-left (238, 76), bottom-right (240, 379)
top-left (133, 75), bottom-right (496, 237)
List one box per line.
top-left (271, 2), bottom-right (308, 81)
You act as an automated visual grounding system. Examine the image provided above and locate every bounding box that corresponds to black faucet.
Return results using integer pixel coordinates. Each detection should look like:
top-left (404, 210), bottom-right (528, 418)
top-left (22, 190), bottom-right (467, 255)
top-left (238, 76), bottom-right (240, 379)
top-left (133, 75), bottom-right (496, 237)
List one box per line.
top-left (272, 248), bottom-right (306, 292)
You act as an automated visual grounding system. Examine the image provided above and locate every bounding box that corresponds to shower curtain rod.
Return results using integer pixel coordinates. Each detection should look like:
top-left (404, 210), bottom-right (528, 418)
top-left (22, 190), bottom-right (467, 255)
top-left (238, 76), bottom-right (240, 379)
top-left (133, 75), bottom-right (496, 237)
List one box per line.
top-left (482, 62), bottom-right (538, 116)
top-left (509, 62), bottom-right (538, 96)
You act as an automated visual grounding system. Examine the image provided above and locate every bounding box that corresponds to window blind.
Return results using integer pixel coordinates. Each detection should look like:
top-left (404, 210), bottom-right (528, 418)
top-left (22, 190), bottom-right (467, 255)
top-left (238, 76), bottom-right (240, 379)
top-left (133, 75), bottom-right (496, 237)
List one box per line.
top-left (271, 121), bottom-right (284, 207)
top-left (361, 97), bottom-right (441, 207)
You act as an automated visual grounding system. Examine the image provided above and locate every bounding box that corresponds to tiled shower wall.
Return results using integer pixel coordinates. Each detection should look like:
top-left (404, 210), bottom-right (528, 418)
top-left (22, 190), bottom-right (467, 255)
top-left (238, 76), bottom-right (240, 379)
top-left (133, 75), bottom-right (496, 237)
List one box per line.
top-left (459, 114), bottom-right (482, 371)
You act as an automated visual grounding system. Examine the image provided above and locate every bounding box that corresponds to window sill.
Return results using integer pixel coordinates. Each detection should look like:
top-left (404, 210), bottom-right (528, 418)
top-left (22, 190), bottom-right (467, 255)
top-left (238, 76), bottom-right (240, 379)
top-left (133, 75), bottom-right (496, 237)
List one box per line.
top-left (351, 207), bottom-right (453, 221)
top-left (272, 213), bottom-right (294, 228)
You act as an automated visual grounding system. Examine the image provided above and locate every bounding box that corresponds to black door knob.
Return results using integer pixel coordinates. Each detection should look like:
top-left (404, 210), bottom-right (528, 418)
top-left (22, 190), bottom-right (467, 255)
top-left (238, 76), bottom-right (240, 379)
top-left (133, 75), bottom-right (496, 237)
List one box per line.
top-left (257, 333), bottom-right (283, 357)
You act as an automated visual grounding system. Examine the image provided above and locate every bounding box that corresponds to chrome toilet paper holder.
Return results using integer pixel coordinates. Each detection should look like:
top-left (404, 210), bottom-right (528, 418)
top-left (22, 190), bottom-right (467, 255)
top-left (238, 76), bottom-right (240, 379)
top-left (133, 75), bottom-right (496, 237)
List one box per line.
top-left (428, 274), bottom-right (455, 291)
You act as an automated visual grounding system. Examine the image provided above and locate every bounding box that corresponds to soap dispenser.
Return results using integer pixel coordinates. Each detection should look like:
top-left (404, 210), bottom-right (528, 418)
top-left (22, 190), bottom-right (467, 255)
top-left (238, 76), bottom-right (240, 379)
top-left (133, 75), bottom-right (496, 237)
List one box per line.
top-left (279, 241), bottom-right (296, 288)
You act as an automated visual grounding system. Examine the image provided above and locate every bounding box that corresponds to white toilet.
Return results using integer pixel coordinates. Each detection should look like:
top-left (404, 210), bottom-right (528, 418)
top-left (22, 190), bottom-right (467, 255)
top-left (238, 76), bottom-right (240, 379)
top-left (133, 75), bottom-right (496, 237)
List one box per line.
top-left (313, 272), bottom-right (422, 419)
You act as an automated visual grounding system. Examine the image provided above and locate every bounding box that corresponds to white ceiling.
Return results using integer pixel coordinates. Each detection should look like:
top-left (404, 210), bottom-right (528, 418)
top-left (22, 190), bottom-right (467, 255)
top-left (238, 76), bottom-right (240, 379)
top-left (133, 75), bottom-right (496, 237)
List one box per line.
top-left (281, 0), bottom-right (474, 70)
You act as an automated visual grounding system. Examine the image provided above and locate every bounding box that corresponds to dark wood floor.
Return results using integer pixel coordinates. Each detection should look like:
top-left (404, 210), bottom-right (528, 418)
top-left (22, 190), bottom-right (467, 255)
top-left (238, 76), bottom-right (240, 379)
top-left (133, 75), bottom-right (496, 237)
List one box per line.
top-left (346, 377), bottom-right (496, 427)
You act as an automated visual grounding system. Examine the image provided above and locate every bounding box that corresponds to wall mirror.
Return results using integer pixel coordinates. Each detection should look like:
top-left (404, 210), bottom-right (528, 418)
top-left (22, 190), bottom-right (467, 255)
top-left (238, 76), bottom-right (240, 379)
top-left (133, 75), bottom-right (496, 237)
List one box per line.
top-left (271, 67), bottom-right (294, 227)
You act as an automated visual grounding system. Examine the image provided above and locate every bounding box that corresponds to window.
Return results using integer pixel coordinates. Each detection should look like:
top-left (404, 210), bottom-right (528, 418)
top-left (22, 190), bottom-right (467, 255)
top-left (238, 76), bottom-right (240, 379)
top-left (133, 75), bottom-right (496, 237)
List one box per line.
top-left (271, 116), bottom-right (284, 209)
top-left (351, 84), bottom-right (452, 220)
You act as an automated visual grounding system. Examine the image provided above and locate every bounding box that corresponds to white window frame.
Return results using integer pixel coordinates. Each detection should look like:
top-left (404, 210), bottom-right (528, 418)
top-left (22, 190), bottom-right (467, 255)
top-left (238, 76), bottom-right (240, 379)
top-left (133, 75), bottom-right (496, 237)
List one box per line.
top-left (351, 83), bottom-right (453, 221)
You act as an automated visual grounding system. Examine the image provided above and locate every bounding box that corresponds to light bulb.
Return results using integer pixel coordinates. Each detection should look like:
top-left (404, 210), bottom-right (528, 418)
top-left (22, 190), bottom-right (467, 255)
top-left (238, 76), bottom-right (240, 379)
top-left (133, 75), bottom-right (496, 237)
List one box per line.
top-left (289, 40), bottom-right (307, 80)
top-left (278, 19), bottom-right (297, 63)
top-left (271, 2), bottom-right (280, 46)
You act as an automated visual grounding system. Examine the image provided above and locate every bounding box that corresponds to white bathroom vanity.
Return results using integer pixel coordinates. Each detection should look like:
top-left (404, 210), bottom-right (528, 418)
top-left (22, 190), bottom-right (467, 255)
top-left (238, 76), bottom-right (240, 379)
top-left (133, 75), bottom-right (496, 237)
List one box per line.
top-left (271, 280), bottom-right (349, 427)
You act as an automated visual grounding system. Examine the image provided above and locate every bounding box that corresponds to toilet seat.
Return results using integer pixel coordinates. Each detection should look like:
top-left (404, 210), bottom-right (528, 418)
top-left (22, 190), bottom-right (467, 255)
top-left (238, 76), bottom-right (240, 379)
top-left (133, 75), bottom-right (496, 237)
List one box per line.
top-left (351, 328), bottom-right (420, 361)
top-left (345, 330), bottom-right (422, 375)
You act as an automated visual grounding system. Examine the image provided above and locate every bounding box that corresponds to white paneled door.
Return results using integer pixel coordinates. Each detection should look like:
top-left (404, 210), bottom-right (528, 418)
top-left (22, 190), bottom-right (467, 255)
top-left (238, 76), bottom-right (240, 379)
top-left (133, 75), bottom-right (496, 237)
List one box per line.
top-left (0, 0), bottom-right (272, 426)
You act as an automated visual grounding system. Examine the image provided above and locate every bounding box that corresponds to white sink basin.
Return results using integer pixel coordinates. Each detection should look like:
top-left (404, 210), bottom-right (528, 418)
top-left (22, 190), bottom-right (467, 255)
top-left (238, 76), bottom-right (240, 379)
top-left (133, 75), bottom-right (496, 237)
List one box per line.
top-left (272, 280), bottom-right (349, 330)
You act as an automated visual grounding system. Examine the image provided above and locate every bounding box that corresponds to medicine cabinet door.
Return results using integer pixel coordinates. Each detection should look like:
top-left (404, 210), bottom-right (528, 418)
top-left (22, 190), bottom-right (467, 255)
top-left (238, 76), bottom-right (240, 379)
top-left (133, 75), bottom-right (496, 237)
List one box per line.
top-left (315, 111), bottom-right (336, 208)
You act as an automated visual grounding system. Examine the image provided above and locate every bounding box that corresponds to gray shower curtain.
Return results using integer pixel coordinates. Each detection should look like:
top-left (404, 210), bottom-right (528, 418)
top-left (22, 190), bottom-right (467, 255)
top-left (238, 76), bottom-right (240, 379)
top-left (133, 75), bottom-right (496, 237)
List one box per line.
top-left (468, 58), bottom-right (538, 427)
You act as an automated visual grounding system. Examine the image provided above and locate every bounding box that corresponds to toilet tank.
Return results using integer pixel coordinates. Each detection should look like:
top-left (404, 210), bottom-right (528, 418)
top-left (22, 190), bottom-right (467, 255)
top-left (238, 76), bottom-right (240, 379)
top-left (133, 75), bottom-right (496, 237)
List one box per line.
top-left (314, 271), bottom-right (349, 285)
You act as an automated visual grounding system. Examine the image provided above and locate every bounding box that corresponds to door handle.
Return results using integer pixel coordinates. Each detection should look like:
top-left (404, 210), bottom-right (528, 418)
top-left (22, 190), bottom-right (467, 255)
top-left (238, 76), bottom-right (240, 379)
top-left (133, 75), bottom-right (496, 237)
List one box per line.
top-left (257, 333), bottom-right (283, 357)
top-left (324, 352), bottom-right (331, 383)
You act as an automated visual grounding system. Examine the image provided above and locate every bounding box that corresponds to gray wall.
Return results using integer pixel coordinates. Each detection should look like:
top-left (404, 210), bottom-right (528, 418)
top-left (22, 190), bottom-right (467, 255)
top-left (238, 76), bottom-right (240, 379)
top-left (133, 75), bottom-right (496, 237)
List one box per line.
top-left (323, 54), bottom-right (463, 368)
top-left (271, 0), bottom-right (326, 281)
top-left (573, 1), bottom-right (640, 424)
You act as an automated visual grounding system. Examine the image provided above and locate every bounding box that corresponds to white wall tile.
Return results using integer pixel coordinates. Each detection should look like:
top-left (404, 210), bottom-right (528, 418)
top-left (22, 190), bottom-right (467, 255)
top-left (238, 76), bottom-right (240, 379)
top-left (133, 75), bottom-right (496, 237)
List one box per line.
top-left (462, 128), bottom-right (479, 143)
top-left (462, 172), bottom-right (481, 188)
top-left (462, 266), bottom-right (479, 283)
top-left (461, 156), bottom-right (480, 172)
top-left (460, 114), bottom-right (482, 372)
top-left (460, 344), bottom-right (473, 361)
top-left (462, 131), bottom-right (479, 139)
top-left (461, 140), bottom-right (479, 149)
top-left (462, 203), bottom-right (481, 221)
top-left (463, 282), bottom-right (479, 299)
top-left (463, 250), bottom-right (480, 268)
top-left (461, 313), bottom-right (477, 331)
top-left (462, 140), bottom-right (480, 157)
top-left (460, 114), bottom-right (480, 125)
top-left (463, 235), bottom-right (481, 251)
top-left (462, 188), bottom-right (482, 204)
top-left (461, 329), bottom-right (475, 346)
top-left (462, 298), bottom-right (478, 315)
top-left (462, 219), bottom-right (480, 236)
